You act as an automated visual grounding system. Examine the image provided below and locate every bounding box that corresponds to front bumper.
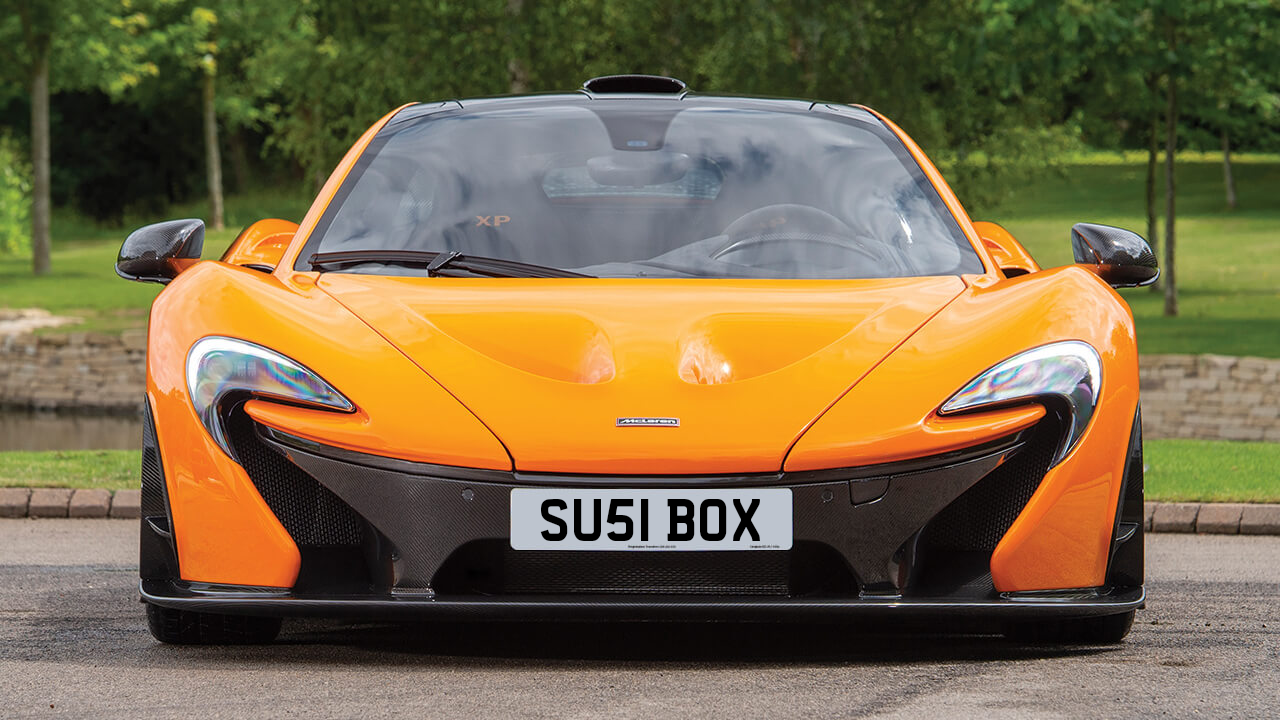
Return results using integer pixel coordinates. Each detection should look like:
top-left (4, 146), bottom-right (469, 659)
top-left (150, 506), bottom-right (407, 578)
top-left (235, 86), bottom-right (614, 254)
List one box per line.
top-left (141, 412), bottom-right (1143, 620)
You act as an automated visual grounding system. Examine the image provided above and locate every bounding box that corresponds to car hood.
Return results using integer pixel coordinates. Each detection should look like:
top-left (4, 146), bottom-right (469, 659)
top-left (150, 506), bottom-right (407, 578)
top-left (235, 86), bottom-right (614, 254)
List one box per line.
top-left (317, 275), bottom-right (966, 474)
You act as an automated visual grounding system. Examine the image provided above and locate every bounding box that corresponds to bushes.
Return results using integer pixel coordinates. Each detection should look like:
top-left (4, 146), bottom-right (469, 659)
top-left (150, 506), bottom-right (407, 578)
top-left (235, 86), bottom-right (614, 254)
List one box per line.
top-left (0, 135), bottom-right (31, 257)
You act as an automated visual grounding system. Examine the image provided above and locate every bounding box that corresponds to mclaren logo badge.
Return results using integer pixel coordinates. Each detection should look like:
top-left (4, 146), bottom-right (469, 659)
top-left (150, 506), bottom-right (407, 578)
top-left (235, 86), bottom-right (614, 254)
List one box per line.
top-left (616, 417), bottom-right (680, 427)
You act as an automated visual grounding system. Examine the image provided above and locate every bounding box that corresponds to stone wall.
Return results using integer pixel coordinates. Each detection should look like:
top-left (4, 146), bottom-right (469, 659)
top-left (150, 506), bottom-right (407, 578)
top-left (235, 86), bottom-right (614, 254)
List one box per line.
top-left (0, 333), bottom-right (1277, 441)
top-left (1140, 354), bottom-right (1280, 442)
top-left (0, 330), bottom-right (146, 414)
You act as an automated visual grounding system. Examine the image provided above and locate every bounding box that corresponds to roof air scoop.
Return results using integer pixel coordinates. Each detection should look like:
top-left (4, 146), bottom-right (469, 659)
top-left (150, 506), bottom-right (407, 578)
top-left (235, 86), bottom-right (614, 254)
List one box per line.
top-left (582, 75), bottom-right (687, 95)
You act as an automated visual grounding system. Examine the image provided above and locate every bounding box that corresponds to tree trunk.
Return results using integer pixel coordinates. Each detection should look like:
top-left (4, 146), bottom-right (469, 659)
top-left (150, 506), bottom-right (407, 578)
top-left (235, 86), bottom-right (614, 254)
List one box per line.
top-left (203, 72), bottom-right (225, 231)
top-left (306, 103), bottom-right (326, 193)
top-left (29, 33), bottom-right (51, 276)
top-left (1163, 29), bottom-right (1178, 318)
top-left (1146, 109), bottom-right (1161, 292)
top-left (228, 128), bottom-right (250, 194)
top-left (1221, 128), bottom-right (1236, 210)
top-left (506, 0), bottom-right (529, 94)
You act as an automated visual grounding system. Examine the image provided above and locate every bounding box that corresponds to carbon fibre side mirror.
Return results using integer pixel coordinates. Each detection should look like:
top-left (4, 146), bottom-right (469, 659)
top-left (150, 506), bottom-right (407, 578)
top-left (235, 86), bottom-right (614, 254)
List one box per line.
top-left (116, 219), bottom-right (205, 284)
top-left (1071, 223), bottom-right (1159, 288)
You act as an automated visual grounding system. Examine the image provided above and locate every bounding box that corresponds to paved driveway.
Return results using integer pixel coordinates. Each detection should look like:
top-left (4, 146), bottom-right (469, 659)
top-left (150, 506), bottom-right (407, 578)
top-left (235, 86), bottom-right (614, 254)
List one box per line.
top-left (1, 520), bottom-right (1276, 718)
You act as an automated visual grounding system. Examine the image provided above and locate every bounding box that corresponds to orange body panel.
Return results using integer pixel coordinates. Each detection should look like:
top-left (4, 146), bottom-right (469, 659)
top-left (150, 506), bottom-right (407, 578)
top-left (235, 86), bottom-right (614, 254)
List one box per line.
top-left (149, 262), bottom-right (510, 587)
top-left (220, 218), bottom-right (299, 269)
top-left (972, 221), bottom-right (1041, 277)
top-left (145, 99), bottom-right (1141, 596)
top-left (315, 274), bottom-right (965, 474)
top-left (787, 266), bottom-right (1139, 591)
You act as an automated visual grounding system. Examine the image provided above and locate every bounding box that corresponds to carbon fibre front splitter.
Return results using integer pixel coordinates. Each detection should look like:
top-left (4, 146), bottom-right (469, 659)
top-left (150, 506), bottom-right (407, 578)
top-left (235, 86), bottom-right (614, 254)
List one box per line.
top-left (140, 579), bottom-right (1143, 622)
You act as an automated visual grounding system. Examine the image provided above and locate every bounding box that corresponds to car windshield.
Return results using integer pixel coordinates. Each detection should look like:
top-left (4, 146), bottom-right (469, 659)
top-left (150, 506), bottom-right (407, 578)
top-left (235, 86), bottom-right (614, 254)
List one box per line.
top-left (302, 100), bottom-right (984, 279)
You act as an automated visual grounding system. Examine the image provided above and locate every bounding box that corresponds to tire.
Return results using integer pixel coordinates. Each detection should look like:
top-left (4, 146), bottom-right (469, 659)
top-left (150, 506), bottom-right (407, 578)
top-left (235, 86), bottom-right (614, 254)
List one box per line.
top-left (145, 602), bottom-right (282, 645)
top-left (1003, 610), bottom-right (1135, 645)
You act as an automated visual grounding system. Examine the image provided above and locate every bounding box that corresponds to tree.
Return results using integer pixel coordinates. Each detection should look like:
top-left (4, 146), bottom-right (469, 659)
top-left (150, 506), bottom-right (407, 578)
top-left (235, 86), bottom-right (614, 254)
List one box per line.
top-left (1152, 0), bottom-right (1280, 316)
top-left (1163, 12), bottom-right (1178, 317)
top-left (135, 3), bottom-right (225, 229)
top-left (575, 0), bottom-right (1090, 210)
top-left (0, 1), bottom-right (154, 274)
top-left (234, 0), bottom-right (1101, 209)
top-left (242, 2), bottom-right (510, 188)
top-left (139, 1), bottom-right (301, 230)
top-left (1180, 2), bottom-right (1280, 211)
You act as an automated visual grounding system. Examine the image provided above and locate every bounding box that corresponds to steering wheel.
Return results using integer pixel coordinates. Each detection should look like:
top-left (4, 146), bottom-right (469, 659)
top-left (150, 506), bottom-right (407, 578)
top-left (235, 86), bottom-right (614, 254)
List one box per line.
top-left (711, 204), bottom-right (888, 268)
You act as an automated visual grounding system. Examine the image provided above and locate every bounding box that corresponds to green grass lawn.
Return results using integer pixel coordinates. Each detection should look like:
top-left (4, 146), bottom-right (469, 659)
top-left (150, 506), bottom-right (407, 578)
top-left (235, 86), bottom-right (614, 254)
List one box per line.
top-left (987, 153), bottom-right (1280, 358)
top-left (0, 450), bottom-right (138, 491)
top-left (0, 155), bottom-right (1277, 356)
top-left (0, 188), bottom-right (311, 333)
top-left (1144, 439), bottom-right (1280, 503)
top-left (3, 440), bottom-right (1275, 502)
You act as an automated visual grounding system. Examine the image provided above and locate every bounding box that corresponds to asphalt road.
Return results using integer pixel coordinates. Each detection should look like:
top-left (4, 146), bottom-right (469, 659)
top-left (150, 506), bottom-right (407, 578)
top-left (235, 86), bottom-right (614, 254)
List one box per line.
top-left (1, 520), bottom-right (1277, 719)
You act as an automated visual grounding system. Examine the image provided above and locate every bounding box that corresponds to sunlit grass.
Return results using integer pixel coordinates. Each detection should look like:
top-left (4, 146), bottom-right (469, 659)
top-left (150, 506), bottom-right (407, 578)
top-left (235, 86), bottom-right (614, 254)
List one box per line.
top-left (981, 159), bottom-right (1280, 358)
top-left (0, 450), bottom-right (138, 490)
top-left (1145, 439), bottom-right (1280, 503)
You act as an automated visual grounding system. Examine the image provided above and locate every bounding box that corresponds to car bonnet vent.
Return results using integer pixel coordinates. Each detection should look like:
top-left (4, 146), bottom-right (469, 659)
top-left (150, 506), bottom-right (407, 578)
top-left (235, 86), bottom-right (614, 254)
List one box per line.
top-left (583, 74), bottom-right (687, 95)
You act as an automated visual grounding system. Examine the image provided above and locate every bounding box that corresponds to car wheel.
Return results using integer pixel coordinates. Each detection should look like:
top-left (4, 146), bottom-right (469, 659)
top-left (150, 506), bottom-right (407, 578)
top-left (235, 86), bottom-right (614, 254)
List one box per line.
top-left (1003, 610), bottom-right (1135, 645)
top-left (145, 603), bottom-right (282, 645)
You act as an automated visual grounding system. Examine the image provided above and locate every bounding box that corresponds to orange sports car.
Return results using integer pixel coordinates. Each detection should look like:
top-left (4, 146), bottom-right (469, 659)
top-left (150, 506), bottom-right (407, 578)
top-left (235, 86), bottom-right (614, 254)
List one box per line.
top-left (119, 75), bottom-right (1156, 645)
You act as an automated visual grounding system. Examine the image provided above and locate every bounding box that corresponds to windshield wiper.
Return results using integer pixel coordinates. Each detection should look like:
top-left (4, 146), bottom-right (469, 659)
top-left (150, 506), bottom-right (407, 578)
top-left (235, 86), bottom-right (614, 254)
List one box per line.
top-left (308, 250), bottom-right (594, 278)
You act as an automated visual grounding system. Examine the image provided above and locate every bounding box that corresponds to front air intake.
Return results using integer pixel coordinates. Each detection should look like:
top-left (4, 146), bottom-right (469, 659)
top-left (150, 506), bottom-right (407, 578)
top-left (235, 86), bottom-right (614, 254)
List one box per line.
top-left (225, 407), bottom-right (365, 548)
top-left (922, 421), bottom-right (1057, 554)
top-left (583, 74), bottom-right (687, 95)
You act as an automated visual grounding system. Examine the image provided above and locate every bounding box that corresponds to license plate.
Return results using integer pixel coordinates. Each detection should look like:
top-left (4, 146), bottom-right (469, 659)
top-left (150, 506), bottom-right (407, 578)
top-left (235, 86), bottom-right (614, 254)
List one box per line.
top-left (510, 488), bottom-right (792, 551)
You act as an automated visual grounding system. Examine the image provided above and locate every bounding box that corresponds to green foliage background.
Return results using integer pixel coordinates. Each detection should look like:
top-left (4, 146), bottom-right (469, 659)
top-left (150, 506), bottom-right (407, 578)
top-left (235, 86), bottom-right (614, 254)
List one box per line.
top-left (0, 0), bottom-right (1276, 228)
top-left (0, 134), bottom-right (31, 256)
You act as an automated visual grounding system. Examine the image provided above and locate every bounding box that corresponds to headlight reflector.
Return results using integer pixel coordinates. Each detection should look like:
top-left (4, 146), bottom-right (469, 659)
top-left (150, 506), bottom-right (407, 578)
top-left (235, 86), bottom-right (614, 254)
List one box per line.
top-left (938, 341), bottom-right (1101, 465)
top-left (186, 336), bottom-right (354, 458)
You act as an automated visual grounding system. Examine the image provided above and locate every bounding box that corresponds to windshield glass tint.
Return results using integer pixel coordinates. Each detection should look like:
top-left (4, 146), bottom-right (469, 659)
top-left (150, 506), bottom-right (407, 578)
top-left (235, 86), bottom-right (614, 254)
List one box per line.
top-left (306, 101), bottom-right (984, 278)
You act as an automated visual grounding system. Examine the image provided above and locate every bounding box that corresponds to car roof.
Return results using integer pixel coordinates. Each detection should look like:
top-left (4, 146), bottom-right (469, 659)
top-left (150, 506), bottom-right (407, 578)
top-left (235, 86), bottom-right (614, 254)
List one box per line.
top-left (385, 91), bottom-right (882, 129)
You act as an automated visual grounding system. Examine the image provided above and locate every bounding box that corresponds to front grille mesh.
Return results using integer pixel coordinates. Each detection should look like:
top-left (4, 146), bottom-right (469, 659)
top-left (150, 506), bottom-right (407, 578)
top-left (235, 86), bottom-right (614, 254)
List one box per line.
top-left (226, 409), bottom-right (364, 547)
top-left (922, 423), bottom-right (1057, 553)
top-left (503, 549), bottom-right (791, 595)
top-left (432, 540), bottom-right (854, 596)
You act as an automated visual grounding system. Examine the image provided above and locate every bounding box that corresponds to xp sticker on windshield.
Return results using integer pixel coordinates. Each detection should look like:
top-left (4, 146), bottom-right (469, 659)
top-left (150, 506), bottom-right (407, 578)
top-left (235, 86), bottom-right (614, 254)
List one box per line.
top-left (475, 215), bottom-right (511, 226)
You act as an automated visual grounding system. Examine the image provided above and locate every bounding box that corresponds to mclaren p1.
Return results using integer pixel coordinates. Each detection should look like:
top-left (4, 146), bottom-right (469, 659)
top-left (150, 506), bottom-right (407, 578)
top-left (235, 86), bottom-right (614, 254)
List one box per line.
top-left (118, 75), bottom-right (1156, 645)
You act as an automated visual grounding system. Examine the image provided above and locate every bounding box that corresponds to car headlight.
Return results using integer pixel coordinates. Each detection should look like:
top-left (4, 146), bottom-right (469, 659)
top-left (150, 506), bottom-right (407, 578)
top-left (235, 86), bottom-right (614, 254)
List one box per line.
top-left (938, 340), bottom-right (1101, 466)
top-left (186, 336), bottom-right (354, 458)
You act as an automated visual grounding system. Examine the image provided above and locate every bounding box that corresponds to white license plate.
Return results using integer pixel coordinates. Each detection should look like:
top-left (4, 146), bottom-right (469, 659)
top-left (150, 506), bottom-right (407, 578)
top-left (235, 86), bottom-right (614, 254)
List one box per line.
top-left (510, 488), bottom-right (792, 551)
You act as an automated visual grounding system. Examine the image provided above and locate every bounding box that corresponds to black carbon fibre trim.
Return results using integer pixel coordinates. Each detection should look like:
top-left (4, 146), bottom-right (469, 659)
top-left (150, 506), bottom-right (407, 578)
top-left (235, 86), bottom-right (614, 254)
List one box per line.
top-left (139, 397), bottom-right (180, 581)
top-left (1070, 222), bottom-right (1159, 288)
top-left (140, 579), bottom-right (1145, 622)
top-left (262, 431), bottom-right (1012, 595)
top-left (140, 400), bottom-right (166, 518)
top-left (116, 219), bottom-right (204, 284)
top-left (503, 547), bottom-right (791, 595)
top-left (1107, 407), bottom-right (1145, 588)
top-left (431, 540), bottom-right (855, 597)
